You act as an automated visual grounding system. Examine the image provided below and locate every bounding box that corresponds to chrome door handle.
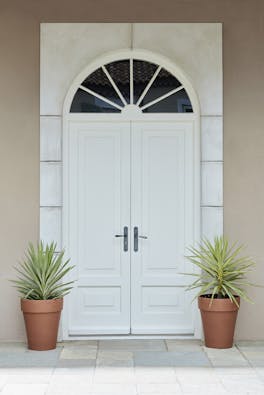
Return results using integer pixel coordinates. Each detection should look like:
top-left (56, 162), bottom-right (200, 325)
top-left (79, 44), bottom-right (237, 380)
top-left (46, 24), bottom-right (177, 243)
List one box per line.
top-left (134, 227), bottom-right (148, 252)
top-left (115, 226), bottom-right (128, 252)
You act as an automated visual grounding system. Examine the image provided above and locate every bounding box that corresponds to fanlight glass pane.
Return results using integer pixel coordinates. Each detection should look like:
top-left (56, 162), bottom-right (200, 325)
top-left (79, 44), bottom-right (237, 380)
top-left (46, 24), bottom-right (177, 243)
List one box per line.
top-left (105, 60), bottom-right (130, 103)
top-left (81, 68), bottom-right (123, 106)
top-left (133, 59), bottom-right (158, 103)
top-left (70, 88), bottom-right (121, 113)
top-left (140, 68), bottom-right (182, 106)
top-left (142, 89), bottom-right (193, 113)
top-left (69, 59), bottom-right (193, 113)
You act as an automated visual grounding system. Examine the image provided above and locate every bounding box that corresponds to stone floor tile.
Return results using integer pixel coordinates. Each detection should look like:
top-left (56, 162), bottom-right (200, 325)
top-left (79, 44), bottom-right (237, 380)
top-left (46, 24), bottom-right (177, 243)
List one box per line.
top-left (214, 366), bottom-right (256, 376)
top-left (248, 360), bottom-right (264, 367)
top-left (175, 366), bottom-right (225, 393)
top-left (96, 358), bottom-right (133, 367)
top-left (207, 359), bottom-right (249, 367)
top-left (93, 366), bottom-right (134, 383)
top-left (92, 382), bottom-right (137, 394)
top-left (135, 367), bottom-right (177, 383)
top-left (0, 367), bottom-right (54, 375)
top-left (97, 350), bottom-right (133, 360)
top-left (4, 374), bottom-right (52, 384)
top-left (0, 375), bottom-right (7, 390)
top-left (53, 363), bottom-right (94, 377)
top-left (137, 382), bottom-right (182, 393)
top-left (203, 346), bottom-right (249, 367)
top-left (237, 349), bottom-right (264, 367)
top-left (60, 344), bottom-right (97, 359)
top-left (166, 340), bottom-right (202, 352)
top-left (253, 366), bottom-right (264, 379)
top-left (0, 343), bottom-right (27, 353)
top-left (134, 351), bottom-right (210, 367)
top-left (175, 366), bottom-right (220, 383)
top-left (236, 341), bottom-right (264, 348)
top-left (57, 358), bottom-right (95, 367)
top-left (96, 350), bottom-right (134, 367)
top-left (47, 374), bottom-right (93, 393)
top-left (0, 348), bottom-right (61, 368)
top-left (180, 382), bottom-right (226, 393)
top-left (1, 383), bottom-right (48, 395)
top-left (220, 374), bottom-right (264, 392)
top-left (99, 340), bottom-right (166, 351)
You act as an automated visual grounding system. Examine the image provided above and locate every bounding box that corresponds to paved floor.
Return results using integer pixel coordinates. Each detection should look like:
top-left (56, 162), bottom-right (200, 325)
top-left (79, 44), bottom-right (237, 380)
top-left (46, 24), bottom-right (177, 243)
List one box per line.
top-left (0, 340), bottom-right (264, 394)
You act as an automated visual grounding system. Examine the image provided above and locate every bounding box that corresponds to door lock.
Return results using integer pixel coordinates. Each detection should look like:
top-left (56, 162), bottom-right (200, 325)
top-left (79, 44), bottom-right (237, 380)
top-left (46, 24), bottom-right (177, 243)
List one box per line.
top-left (115, 226), bottom-right (128, 252)
top-left (133, 227), bottom-right (148, 252)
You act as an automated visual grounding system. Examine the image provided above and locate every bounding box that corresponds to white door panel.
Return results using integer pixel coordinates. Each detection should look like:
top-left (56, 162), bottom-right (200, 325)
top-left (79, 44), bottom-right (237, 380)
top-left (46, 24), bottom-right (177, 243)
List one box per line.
top-left (67, 122), bottom-right (130, 334)
top-left (131, 122), bottom-right (195, 334)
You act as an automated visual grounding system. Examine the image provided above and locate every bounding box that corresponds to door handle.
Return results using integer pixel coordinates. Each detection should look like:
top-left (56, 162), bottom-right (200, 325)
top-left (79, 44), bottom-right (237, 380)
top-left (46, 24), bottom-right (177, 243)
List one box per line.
top-left (134, 227), bottom-right (148, 252)
top-left (115, 226), bottom-right (128, 252)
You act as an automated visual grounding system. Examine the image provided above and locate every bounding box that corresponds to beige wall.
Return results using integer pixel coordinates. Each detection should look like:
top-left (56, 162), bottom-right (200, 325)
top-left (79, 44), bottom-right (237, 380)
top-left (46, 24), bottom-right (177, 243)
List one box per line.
top-left (0, 0), bottom-right (263, 341)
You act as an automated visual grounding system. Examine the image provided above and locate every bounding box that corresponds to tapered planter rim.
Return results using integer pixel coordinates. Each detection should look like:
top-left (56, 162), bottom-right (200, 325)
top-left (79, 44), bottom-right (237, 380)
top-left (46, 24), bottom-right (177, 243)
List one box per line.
top-left (21, 298), bottom-right (63, 312)
top-left (198, 295), bottom-right (240, 311)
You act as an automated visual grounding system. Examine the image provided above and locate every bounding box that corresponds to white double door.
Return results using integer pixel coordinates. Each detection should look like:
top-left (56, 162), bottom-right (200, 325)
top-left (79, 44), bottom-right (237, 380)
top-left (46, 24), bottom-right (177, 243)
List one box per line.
top-left (67, 120), bottom-right (196, 335)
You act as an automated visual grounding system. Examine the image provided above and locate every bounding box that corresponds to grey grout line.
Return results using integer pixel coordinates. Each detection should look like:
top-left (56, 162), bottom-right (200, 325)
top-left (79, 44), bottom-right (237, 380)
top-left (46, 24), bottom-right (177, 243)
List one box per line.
top-left (201, 346), bottom-right (214, 368)
top-left (234, 342), bottom-right (253, 365)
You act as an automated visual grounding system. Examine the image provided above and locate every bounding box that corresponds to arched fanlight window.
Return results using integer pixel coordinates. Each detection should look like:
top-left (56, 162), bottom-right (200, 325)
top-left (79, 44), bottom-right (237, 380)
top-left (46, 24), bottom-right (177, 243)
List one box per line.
top-left (70, 59), bottom-right (193, 113)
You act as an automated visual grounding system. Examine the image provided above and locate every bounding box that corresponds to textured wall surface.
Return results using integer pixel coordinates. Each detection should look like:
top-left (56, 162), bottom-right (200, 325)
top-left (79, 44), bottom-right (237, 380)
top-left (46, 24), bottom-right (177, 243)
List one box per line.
top-left (0, 0), bottom-right (263, 340)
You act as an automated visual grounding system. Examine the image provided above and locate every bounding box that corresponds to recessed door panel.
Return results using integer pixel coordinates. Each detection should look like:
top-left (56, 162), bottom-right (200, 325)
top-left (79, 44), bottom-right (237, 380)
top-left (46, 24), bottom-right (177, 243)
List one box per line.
top-left (67, 121), bottom-right (130, 335)
top-left (131, 121), bottom-right (195, 334)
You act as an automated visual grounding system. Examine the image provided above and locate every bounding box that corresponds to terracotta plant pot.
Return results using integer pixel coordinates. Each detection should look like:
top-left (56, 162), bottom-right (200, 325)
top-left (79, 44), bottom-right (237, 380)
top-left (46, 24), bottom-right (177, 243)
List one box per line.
top-left (21, 298), bottom-right (63, 351)
top-left (198, 295), bottom-right (240, 349)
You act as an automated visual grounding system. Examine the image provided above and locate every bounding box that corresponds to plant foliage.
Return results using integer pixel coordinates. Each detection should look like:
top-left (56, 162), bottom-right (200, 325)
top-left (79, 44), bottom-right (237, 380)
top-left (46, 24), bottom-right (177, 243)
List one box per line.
top-left (185, 236), bottom-right (256, 306)
top-left (12, 241), bottom-right (75, 300)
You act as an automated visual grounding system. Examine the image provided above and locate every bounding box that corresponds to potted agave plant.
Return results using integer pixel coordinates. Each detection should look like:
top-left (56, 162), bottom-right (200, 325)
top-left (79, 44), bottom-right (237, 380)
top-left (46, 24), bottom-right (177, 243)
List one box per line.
top-left (12, 241), bottom-right (74, 351)
top-left (186, 236), bottom-right (255, 349)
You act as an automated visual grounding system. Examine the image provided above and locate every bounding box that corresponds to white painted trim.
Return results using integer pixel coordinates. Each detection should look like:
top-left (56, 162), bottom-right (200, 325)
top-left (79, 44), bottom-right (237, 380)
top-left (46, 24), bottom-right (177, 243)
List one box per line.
top-left (193, 116), bottom-right (202, 339)
top-left (63, 334), bottom-right (198, 341)
top-left (140, 85), bottom-right (184, 110)
top-left (102, 65), bottom-right (127, 106)
top-left (62, 48), bottom-right (201, 340)
top-left (66, 113), bottom-right (197, 121)
top-left (79, 85), bottom-right (123, 110)
top-left (136, 65), bottom-right (161, 106)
